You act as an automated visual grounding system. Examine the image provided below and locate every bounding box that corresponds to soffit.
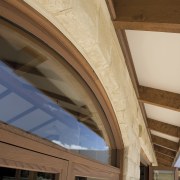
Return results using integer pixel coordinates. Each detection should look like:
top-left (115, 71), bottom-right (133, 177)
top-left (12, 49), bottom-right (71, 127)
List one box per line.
top-left (126, 30), bottom-right (180, 167)
top-left (145, 104), bottom-right (180, 127)
top-left (126, 30), bottom-right (180, 94)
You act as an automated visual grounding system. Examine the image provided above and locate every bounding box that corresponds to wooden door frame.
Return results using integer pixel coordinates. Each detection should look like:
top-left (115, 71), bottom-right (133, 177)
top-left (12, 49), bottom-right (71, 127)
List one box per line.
top-left (0, 142), bottom-right (67, 180)
top-left (0, 122), bottom-right (120, 180)
top-left (0, 0), bottom-right (124, 179)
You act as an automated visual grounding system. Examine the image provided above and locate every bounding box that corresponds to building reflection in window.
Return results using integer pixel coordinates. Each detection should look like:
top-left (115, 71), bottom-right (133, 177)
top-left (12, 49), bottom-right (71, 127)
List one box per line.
top-left (0, 18), bottom-right (116, 165)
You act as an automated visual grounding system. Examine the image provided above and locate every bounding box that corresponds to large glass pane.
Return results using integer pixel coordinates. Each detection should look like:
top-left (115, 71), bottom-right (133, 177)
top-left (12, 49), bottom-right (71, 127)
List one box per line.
top-left (0, 18), bottom-right (116, 165)
top-left (20, 170), bottom-right (29, 180)
top-left (37, 172), bottom-right (56, 180)
top-left (153, 170), bottom-right (174, 180)
top-left (75, 177), bottom-right (102, 180)
top-left (0, 167), bottom-right (16, 180)
top-left (0, 167), bottom-right (57, 180)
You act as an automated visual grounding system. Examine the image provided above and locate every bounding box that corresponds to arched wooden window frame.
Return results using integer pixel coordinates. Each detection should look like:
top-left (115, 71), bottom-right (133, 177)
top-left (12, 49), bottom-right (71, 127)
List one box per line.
top-left (0, 1), bottom-right (124, 180)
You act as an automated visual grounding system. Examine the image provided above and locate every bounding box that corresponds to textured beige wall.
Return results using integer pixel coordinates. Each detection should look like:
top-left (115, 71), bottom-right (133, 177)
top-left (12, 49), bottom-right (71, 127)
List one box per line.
top-left (24, 0), bottom-right (157, 179)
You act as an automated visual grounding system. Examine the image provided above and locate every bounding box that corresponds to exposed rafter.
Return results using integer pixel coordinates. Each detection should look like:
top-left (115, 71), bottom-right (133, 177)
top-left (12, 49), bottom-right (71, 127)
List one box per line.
top-left (148, 118), bottom-right (180, 138)
top-left (158, 163), bottom-right (168, 167)
top-left (152, 135), bottom-right (179, 152)
top-left (139, 86), bottom-right (180, 112)
top-left (155, 151), bottom-right (174, 163)
top-left (154, 144), bottom-right (176, 158)
top-left (157, 157), bottom-right (172, 167)
top-left (107, 1), bottom-right (180, 166)
top-left (113, 0), bottom-right (180, 33)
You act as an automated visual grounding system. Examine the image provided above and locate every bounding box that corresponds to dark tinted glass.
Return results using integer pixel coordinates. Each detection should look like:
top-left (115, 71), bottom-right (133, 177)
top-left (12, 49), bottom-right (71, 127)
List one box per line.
top-left (75, 177), bottom-right (101, 180)
top-left (0, 167), bottom-right (56, 180)
top-left (0, 167), bottom-right (16, 180)
top-left (0, 18), bottom-right (116, 165)
top-left (37, 172), bottom-right (55, 180)
top-left (20, 170), bottom-right (29, 180)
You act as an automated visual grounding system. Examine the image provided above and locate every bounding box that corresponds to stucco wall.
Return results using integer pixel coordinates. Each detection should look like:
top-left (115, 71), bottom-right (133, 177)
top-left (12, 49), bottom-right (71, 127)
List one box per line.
top-left (24, 0), bottom-right (157, 179)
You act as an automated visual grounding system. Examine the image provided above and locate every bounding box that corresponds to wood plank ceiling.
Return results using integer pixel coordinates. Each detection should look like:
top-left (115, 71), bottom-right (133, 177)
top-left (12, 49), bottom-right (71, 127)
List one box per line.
top-left (106, 0), bottom-right (180, 167)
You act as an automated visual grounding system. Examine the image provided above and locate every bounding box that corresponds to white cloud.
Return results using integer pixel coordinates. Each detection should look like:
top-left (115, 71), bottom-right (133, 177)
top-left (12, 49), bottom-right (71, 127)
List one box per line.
top-left (52, 140), bottom-right (88, 150)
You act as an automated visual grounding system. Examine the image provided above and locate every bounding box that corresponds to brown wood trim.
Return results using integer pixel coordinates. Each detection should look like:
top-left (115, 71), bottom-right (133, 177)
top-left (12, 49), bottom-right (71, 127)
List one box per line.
top-left (154, 144), bottom-right (176, 158)
top-left (0, 0), bottom-right (124, 172)
top-left (0, 158), bottom-right (61, 174)
top-left (157, 157), bottom-right (173, 167)
top-left (113, 21), bottom-right (180, 33)
top-left (158, 163), bottom-right (169, 167)
top-left (152, 135), bottom-right (179, 152)
top-left (139, 86), bottom-right (180, 112)
top-left (149, 166), bottom-right (153, 180)
top-left (113, 0), bottom-right (180, 33)
top-left (0, 142), bottom-right (68, 180)
top-left (148, 118), bottom-right (180, 138)
top-left (0, 123), bottom-right (120, 174)
top-left (105, 0), bottom-right (116, 20)
top-left (150, 166), bottom-right (176, 171)
top-left (175, 168), bottom-right (179, 180)
top-left (0, 0), bottom-right (123, 151)
top-left (155, 151), bottom-right (174, 163)
top-left (72, 162), bottom-right (119, 180)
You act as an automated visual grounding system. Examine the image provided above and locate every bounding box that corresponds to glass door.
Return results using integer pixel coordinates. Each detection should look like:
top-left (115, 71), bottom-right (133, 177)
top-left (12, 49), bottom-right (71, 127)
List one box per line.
top-left (0, 166), bottom-right (58, 180)
top-left (0, 142), bottom-right (68, 180)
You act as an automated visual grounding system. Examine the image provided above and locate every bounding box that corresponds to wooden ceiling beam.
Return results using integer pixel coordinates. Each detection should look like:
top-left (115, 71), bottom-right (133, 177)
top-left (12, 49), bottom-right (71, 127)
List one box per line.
top-left (113, 0), bottom-right (180, 33)
top-left (157, 157), bottom-right (172, 167)
top-left (154, 144), bottom-right (176, 158)
top-left (152, 135), bottom-right (179, 152)
top-left (155, 151), bottom-right (174, 163)
top-left (138, 86), bottom-right (180, 112)
top-left (106, 1), bottom-right (180, 166)
top-left (148, 118), bottom-right (180, 138)
top-left (158, 163), bottom-right (169, 167)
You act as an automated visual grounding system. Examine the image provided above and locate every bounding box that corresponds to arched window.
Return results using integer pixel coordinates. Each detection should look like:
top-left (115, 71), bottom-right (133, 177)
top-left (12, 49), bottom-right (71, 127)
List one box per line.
top-left (0, 1), bottom-right (123, 180)
top-left (0, 18), bottom-right (114, 165)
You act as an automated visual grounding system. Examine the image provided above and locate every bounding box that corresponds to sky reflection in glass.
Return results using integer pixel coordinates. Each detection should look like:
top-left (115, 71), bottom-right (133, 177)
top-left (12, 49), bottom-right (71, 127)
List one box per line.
top-left (0, 19), bottom-right (114, 165)
top-left (0, 61), bottom-right (109, 162)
